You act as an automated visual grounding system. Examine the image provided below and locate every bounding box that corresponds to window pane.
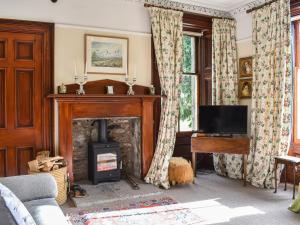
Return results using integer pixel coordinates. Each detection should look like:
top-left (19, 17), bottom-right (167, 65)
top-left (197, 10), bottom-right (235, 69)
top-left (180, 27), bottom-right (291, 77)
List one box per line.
top-left (183, 35), bottom-right (196, 74)
top-left (179, 75), bottom-right (198, 131)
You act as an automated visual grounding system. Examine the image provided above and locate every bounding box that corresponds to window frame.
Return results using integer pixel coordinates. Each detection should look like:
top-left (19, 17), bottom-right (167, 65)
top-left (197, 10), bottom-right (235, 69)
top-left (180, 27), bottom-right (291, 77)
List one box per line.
top-left (177, 33), bottom-right (201, 134)
top-left (293, 20), bottom-right (300, 150)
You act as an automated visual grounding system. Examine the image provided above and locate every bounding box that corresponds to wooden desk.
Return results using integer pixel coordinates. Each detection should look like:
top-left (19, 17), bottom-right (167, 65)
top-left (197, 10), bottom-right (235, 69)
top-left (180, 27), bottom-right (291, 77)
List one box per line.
top-left (191, 133), bottom-right (250, 186)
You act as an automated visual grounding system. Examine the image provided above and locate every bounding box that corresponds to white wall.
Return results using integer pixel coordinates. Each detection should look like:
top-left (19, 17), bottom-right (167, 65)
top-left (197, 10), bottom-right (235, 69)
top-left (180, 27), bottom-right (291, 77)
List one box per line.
top-left (55, 26), bottom-right (152, 90)
top-left (233, 11), bottom-right (252, 41)
top-left (0, 0), bottom-right (151, 34)
top-left (232, 11), bottom-right (253, 136)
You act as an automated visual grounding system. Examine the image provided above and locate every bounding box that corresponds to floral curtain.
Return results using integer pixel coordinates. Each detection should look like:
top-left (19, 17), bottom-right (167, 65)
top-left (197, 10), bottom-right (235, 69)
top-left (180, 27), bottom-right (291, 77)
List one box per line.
top-left (247, 0), bottom-right (292, 188)
top-left (144, 7), bottom-right (183, 189)
top-left (212, 19), bottom-right (241, 179)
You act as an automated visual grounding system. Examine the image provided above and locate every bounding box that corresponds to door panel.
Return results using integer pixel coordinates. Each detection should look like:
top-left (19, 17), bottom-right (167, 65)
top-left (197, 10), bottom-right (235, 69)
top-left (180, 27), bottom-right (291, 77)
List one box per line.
top-left (0, 20), bottom-right (53, 177)
top-left (0, 69), bottom-right (5, 128)
top-left (0, 148), bottom-right (6, 176)
top-left (15, 41), bottom-right (34, 60)
top-left (16, 147), bottom-right (34, 175)
top-left (0, 39), bottom-right (7, 59)
top-left (16, 69), bottom-right (34, 127)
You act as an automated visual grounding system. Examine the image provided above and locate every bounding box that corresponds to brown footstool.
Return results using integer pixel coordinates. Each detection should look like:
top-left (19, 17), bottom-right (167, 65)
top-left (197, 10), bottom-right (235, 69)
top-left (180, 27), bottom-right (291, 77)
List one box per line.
top-left (169, 157), bottom-right (194, 186)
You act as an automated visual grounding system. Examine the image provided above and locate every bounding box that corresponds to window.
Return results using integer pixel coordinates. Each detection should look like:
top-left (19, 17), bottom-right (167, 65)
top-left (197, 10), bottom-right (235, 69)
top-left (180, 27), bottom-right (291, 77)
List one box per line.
top-left (178, 35), bottom-right (199, 132)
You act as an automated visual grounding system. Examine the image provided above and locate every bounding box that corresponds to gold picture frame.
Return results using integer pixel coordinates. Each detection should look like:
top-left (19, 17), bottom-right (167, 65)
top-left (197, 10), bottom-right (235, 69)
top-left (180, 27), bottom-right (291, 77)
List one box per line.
top-left (85, 34), bottom-right (129, 75)
top-left (239, 79), bottom-right (252, 99)
top-left (239, 57), bottom-right (253, 78)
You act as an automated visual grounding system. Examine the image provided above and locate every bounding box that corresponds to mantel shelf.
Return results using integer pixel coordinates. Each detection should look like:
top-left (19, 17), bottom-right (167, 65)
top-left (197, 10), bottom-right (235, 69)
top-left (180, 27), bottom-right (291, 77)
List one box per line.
top-left (48, 94), bottom-right (161, 99)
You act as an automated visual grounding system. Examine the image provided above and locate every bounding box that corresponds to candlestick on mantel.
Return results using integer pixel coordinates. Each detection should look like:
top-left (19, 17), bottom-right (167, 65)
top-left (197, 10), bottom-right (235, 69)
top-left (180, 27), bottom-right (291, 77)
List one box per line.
top-left (74, 60), bottom-right (88, 95)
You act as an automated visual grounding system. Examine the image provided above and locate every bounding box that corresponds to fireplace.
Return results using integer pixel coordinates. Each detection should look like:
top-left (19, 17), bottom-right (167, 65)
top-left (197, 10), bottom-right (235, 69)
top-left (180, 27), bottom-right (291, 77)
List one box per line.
top-left (88, 119), bottom-right (121, 184)
top-left (48, 79), bottom-right (160, 183)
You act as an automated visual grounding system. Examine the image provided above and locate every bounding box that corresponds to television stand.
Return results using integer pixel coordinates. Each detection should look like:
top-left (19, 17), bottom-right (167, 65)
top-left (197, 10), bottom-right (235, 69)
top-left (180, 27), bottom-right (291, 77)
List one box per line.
top-left (191, 133), bottom-right (250, 186)
top-left (203, 133), bottom-right (233, 138)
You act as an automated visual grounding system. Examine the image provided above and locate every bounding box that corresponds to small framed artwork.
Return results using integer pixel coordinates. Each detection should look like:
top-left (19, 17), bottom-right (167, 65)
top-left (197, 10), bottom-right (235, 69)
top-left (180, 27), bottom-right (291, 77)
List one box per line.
top-left (239, 79), bottom-right (252, 99)
top-left (85, 34), bottom-right (128, 75)
top-left (239, 57), bottom-right (252, 78)
top-left (106, 86), bottom-right (114, 95)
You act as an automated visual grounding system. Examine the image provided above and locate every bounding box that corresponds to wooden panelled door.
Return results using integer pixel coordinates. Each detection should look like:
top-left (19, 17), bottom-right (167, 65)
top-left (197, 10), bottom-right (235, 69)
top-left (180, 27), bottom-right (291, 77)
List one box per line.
top-left (0, 19), bottom-right (54, 177)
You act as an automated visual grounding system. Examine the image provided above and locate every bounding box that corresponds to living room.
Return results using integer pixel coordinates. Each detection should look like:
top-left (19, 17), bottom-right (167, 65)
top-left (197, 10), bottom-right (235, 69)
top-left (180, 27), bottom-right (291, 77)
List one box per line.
top-left (0, 0), bottom-right (300, 224)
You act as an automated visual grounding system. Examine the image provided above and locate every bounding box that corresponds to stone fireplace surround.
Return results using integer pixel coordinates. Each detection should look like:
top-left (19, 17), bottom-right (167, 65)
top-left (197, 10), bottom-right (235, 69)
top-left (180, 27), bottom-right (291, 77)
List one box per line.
top-left (48, 79), bottom-right (160, 183)
top-left (72, 117), bottom-right (141, 181)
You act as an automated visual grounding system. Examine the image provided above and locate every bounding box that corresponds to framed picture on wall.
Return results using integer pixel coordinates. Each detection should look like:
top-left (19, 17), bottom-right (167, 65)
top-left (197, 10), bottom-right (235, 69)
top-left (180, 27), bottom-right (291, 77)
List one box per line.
top-left (239, 79), bottom-right (252, 99)
top-left (239, 57), bottom-right (253, 78)
top-left (85, 34), bottom-right (128, 75)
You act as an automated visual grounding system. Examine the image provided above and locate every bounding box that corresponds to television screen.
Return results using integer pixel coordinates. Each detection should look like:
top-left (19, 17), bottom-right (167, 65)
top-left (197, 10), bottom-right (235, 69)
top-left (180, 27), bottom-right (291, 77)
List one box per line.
top-left (198, 105), bottom-right (247, 134)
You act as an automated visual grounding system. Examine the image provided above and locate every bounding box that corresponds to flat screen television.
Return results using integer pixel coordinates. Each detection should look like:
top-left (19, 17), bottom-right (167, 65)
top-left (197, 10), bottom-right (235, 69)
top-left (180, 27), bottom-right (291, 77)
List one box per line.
top-left (198, 105), bottom-right (247, 135)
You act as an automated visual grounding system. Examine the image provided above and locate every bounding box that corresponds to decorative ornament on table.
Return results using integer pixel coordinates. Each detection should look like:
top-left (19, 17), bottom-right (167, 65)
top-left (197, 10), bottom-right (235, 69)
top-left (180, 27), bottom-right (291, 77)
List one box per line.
top-left (125, 65), bottom-right (137, 95)
top-left (106, 85), bottom-right (114, 95)
top-left (74, 61), bottom-right (88, 95)
top-left (58, 83), bottom-right (67, 94)
top-left (149, 85), bottom-right (155, 95)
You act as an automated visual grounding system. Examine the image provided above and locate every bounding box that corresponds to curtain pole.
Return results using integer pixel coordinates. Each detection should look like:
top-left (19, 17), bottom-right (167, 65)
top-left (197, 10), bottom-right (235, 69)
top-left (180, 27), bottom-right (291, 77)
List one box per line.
top-left (144, 3), bottom-right (234, 20)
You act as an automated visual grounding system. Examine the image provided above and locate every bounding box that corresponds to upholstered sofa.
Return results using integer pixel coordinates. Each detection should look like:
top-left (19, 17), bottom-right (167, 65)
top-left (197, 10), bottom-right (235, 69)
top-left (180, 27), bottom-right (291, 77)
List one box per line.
top-left (0, 174), bottom-right (69, 225)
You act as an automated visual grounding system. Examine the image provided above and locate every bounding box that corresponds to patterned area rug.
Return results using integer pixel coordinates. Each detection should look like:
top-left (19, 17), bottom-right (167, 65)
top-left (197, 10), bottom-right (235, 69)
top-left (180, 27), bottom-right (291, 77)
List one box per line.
top-left (69, 197), bottom-right (204, 225)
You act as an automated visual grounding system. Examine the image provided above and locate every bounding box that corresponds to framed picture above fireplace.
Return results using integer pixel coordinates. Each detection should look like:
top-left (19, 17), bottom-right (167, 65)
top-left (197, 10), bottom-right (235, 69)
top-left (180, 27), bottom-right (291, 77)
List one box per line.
top-left (85, 34), bottom-right (128, 75)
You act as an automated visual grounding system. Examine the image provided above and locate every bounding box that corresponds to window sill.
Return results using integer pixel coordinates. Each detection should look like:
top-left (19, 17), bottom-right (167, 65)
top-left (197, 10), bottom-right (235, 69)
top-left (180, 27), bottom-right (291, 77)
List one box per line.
top-left (176, 131), bottom-right (197, 137)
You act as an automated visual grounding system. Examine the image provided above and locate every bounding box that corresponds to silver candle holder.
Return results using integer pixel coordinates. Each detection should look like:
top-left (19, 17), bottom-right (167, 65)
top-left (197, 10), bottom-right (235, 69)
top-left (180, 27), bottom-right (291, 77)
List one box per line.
top-left (125, 76), bottom-right (137, 95)
top-left (74, 74), bottom-right (88, 95)
top-left (74, 61), bottom-right (88, 95)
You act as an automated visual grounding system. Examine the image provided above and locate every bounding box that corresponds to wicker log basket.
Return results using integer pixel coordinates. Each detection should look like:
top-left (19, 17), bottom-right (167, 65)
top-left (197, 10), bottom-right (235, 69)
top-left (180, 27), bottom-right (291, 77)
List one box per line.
top-left (28, 151), bottom-right (68, 205)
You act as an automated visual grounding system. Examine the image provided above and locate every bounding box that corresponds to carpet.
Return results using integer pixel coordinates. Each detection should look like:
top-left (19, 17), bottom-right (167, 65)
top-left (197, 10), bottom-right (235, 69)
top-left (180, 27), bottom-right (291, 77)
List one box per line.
top-left (68, 197), bottom-right (204, 225)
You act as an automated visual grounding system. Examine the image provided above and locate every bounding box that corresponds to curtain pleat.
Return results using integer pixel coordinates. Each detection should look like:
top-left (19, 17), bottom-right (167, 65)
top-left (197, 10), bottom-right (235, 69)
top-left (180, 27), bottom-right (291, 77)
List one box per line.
top-left (212, 19), bottom-right (241, 179)
top-left (247, 0), bottom-right (292, 188)
top-left (144, 7), bottom-right (183, 189)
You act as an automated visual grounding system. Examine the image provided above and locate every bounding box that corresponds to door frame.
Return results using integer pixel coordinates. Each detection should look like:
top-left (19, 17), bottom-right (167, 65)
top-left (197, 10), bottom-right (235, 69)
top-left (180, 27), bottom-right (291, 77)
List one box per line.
top-left (0, 18), bottom-right (54, 154)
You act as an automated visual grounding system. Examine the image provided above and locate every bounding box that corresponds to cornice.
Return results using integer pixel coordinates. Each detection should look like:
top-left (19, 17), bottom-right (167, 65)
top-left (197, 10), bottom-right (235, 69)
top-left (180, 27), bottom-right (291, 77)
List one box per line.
top-left (123, 0), bottom-right (232, 18)
top-left (230, 0), bottom-right (269, 15)
top-left (122, 0), bottom-right (282, 17)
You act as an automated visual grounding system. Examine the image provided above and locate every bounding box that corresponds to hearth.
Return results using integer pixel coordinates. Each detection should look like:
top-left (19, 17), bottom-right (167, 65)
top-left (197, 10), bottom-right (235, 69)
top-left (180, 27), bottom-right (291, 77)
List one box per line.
top-left (88, 119), bottom-right (121, 184)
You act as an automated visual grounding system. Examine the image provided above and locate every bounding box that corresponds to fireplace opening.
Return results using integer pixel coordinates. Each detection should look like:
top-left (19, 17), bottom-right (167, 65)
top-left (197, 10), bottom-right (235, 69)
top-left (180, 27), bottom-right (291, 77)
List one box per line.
top-left (88, 119), bottom-right (121, 185)
top-left (72, 118), bottom-right (141, 184)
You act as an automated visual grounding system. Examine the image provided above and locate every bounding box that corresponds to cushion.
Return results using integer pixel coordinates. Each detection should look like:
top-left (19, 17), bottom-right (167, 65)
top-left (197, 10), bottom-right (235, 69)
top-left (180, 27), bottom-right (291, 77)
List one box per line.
top-left (0, 197), bottom-right (17, 225)
top-left (0, 183), bottom-right (36, 225)
top-left (0, 174), bottom-right (57, 202)
top-left (24, 198), bottom-right (69, 225)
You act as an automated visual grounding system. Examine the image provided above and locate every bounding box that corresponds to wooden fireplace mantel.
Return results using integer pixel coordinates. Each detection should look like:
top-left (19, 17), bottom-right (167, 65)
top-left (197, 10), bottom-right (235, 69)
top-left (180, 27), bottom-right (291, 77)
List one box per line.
top-left (48, 93), bottom-right (160, 182)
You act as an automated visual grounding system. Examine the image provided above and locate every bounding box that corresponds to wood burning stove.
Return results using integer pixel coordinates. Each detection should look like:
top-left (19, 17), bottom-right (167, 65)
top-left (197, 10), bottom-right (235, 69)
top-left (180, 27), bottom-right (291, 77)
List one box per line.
top-left (88, 119), bottom-right (121, 185)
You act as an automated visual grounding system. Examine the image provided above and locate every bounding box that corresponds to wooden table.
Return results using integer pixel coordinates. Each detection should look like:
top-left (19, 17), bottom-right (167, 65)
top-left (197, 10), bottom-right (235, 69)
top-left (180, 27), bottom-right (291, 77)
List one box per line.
top-left (191, 133), bottom-right (250, 186)
top-left (274, 155), bottom-right (300, 199)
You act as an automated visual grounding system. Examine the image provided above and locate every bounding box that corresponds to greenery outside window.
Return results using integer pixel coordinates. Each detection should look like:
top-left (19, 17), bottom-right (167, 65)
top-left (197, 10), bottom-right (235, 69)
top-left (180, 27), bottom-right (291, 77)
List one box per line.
top-left (178, 35), bottom-right (199, 132)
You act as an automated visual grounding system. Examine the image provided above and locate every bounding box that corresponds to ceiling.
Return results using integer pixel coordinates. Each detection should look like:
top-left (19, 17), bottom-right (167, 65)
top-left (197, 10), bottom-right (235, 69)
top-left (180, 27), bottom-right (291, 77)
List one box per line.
top-left (170, 0), bottom-right (255, 11)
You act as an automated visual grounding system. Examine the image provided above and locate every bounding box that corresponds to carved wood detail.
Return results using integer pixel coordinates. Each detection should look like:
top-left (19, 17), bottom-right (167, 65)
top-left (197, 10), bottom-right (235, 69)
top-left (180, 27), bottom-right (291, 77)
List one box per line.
top-left (63, 79), bottom-right (149, 95)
